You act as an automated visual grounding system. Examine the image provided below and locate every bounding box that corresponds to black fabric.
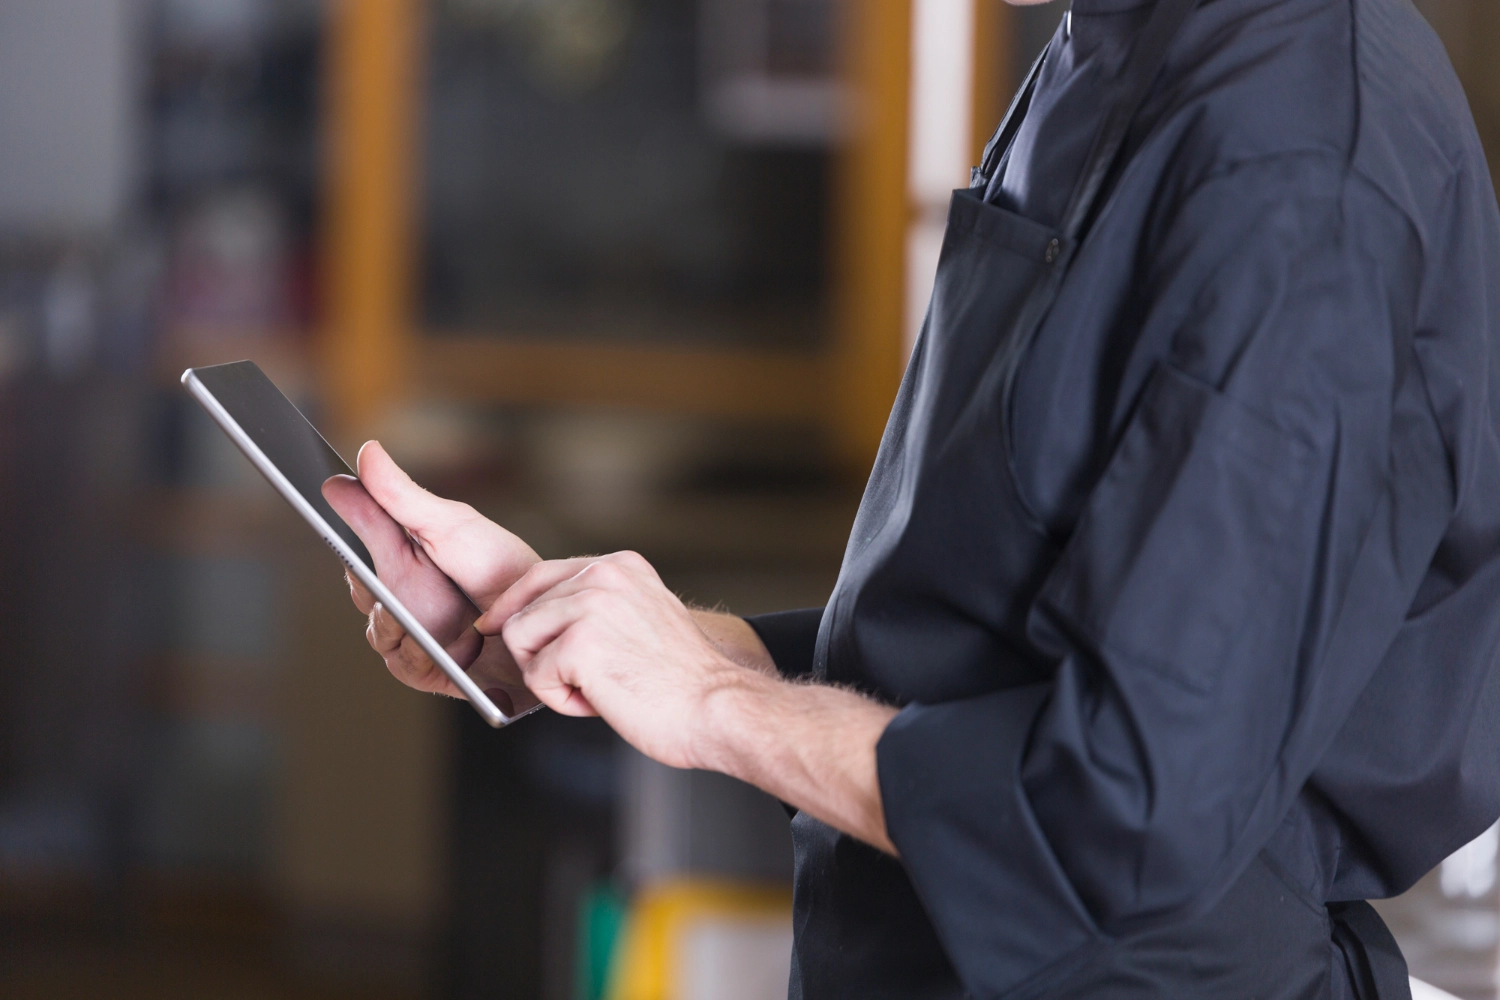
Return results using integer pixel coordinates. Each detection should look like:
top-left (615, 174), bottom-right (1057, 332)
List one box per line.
top-left (1027, 852), bottom-right (1340, 1000)
top-left (987, 0), bottom-right (1155, 231)
top-left (1330, 901), bottom-right (1413, 1000)
top-left (745, 608), bottom-right (824, 680)
top-left (776, 0), bottom-right (1500, 997)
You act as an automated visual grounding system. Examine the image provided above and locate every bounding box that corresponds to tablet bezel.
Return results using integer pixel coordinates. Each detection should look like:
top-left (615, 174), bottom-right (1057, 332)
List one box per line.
top-left (182, 362), bottom-right (540, 728)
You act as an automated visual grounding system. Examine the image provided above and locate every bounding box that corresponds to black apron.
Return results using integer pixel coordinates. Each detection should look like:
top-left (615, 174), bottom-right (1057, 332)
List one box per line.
top-left (816, 0), bottom-right (1411, 995)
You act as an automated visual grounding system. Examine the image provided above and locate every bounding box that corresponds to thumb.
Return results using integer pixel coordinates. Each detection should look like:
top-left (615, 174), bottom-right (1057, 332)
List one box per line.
top-left (356, 440), bottom-right (451, 535)
top-left (356, 439), bottom-right (542, 607)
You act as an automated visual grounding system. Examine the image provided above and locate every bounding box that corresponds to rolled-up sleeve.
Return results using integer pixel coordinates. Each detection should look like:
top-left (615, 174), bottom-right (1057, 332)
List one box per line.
top-left (875, 159), bottom-right (1456, 995)
top-left (746, 607), bottom-right (823, 680)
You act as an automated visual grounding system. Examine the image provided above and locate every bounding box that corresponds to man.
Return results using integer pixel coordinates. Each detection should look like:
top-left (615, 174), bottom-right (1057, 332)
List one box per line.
top-left (324, 0), bottom-right (1500, 995)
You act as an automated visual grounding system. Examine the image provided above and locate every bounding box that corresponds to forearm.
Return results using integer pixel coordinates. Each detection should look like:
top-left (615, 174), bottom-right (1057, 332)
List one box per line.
top-left (692, 609), bottom-right (778, 676)
top-left (697, 669), bottom-right (900, 855)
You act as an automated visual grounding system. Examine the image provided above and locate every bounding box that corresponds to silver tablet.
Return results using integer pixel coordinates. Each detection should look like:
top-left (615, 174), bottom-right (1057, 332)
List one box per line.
top-left (182, 360), bottom-right (539, 728)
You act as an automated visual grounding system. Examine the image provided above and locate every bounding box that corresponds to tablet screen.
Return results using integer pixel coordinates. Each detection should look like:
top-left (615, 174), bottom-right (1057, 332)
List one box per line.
top-left (189, 361), bottom-right (373, 569)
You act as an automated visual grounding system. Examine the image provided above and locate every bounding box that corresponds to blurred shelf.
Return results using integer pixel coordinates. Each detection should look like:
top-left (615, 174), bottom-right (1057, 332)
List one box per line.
top-left (475, 486), bottom-right (860, 572)
top-left (0, 873), bottom-right (421, 1000)
top-left (158, 327), bottom-right (831, 425)
top-left (421, 334), bottom-right (828, 423)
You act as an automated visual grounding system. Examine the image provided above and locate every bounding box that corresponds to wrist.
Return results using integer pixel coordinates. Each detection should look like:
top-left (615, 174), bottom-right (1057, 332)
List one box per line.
top-left (690, 660), bottom-right (782, 776)
top-left (691, 610), bottom-right (778, 676)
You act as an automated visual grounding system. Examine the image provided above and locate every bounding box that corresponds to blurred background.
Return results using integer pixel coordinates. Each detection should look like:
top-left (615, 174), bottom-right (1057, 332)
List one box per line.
top-left (0, 1), bottom-right (1496, 998)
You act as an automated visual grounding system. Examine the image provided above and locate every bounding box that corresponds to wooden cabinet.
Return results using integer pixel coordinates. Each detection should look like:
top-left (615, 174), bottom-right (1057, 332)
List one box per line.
top-left (319, 0), bottom-right (1016, 472)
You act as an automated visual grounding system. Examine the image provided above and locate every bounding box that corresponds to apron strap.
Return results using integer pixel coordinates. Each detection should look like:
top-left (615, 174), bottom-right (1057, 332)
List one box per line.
top-left (971, 41), bottom-right (1052, 190)
top-left (937, 0), bottom-right (1200, 466)
top-left (1328, 901), bottom-right (1413, 1000)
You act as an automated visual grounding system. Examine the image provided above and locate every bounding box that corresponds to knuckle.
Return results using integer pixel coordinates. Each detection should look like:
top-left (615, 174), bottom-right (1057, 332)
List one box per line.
top-left (367, 606), bottom-right (407, 652)
top-left (585, 560), bottom-right (625, 585)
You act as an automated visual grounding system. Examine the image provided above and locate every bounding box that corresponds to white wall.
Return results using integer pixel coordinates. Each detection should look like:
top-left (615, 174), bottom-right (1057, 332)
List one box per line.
top-left (0, 0), bottom-right (139, 235)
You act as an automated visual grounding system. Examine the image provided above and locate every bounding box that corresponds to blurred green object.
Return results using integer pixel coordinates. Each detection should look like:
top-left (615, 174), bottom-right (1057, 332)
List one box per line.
top-left (577, 880), bottom-right (628, 1000)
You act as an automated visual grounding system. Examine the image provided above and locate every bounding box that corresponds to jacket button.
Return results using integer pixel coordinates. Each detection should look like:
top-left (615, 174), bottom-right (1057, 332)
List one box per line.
top-left (1045, 239), bottom-right (1060, 264)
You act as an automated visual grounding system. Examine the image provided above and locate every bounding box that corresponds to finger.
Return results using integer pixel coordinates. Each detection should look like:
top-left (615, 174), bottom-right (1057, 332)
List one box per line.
top-left (557, 685), bottom-right (599, 717)
top-left (390, 635), bottom-right (464, 697)
top-left (322, 474), bottom-right (418, 578)
top-left (367, 601), bottom-right (409, 654)
top-left (372, 597), bottom-right (485, 675)
top-left (487, 557), bottom-right (635, 629)
top-left (478, 552), bottom-right (657, 634)
top-left (356, 441), bottom-right (463, 538)
top-left (357, 441), bottom-right (541, 605)
top-left (346, 570), bottom-right (376, 615)
top-left (369, 604), bottom-right (465, 697)
top-left (475, 557), bottom-right (601, 634)
top-left (501, 590), bottom-right (596, 666)
top-left (516, 637), bottom-right (599, 718)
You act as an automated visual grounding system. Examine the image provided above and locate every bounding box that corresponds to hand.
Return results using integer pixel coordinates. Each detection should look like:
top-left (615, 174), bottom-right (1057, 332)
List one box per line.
top-left (478, 551), bottom-right (899, 851)
top-left (476, 551), bottom-right (755, 769)
top-left (321, 441), bottom-right (542, 714)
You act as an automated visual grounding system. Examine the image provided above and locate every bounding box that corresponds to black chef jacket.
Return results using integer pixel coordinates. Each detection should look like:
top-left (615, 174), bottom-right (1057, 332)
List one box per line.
top-left (748, 0), bottom-right (1500, 997)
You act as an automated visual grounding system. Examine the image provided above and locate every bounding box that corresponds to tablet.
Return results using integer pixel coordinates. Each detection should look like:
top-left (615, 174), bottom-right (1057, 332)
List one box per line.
top-left (182, 360), bottom-right (538, 728)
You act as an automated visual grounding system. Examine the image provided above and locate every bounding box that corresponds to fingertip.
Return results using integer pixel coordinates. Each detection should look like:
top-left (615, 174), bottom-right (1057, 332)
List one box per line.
top-left (321, 472), bottom-right (360, 503)
top-left (357, 439), bottom-right (429, 514)
top-left (321, 474), bottom-right (387, 540)
top-left (357, 441), bottom-right (396, 493)
top-left (473, 603), bottom-right (505, 636)
top-left (568, 690), bottom-right (600, 717)
top-left (360, 440), bottom-right (408, 482)
top-left (355, 440), bottom-right (384, 472)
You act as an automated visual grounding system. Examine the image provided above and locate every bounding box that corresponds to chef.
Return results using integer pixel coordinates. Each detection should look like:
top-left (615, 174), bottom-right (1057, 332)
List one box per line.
top-left (324, 0), bottom-right (1500, 995)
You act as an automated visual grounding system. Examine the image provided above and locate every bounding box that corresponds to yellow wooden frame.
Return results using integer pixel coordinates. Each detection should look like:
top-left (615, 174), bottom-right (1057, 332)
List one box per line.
top-left (320, 0), bottom-right (1012, 470)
